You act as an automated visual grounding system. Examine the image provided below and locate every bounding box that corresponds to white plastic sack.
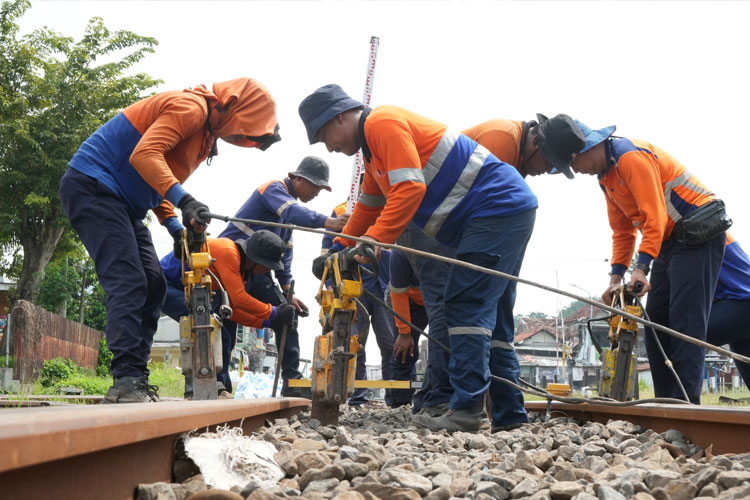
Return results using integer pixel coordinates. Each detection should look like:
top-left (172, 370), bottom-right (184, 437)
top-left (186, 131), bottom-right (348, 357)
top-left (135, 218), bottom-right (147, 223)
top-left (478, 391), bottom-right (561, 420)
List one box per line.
top-left (183, 426), bottom-right (283, 490)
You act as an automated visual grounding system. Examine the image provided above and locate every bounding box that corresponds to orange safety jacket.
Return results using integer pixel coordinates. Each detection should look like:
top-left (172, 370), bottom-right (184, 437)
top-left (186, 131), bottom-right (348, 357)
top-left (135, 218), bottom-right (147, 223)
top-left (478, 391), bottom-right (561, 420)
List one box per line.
top-left (207, 238), bottom-right (273, 328)
top-left (336, 106), bottom-right (536, 247)
top-left (69, 78), bottom-right (278, 233)
top-left (601, 137), bottom-right (716, 274)
top-left (462, 119), bottom-right (524, 170)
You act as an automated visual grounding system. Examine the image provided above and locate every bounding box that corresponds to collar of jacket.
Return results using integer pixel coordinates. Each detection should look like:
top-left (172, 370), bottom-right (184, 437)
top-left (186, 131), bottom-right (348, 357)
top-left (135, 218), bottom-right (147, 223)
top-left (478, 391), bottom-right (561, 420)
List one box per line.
top-left (284, 177), bottom-right (296, 199)
top-left (598, 138), bottom-right (617, 181)
top-left (358, 107), bottom-right (373, 162)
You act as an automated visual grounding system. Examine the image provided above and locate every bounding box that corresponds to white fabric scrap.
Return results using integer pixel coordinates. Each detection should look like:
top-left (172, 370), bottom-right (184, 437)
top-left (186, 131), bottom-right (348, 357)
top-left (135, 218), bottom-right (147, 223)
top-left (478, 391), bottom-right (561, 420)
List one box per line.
top-left (183, 425), bottom-right (284, 490)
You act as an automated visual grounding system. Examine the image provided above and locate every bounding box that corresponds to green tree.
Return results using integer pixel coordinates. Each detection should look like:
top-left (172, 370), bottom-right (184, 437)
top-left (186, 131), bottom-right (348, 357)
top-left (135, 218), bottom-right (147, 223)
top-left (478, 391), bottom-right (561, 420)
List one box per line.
top-left (0, 0), bottom-right (160, 302)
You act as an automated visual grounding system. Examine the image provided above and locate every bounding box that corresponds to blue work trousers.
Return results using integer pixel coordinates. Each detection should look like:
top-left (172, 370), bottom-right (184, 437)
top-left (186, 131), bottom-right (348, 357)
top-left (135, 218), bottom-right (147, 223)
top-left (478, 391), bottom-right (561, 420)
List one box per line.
top-left (59, 168), bottom-right (166, 380)
top-left (445, 210), bottom-right (535, 426)
top-left (162, 280), bottom-right (237, 393)
top-left (645, 234), bottom-right (725, 404)
top-left (249, 273), bottom-right (302, 392)
top-left (350, 287), bottom-right (396, 406)
top-left (707, 299), bottom-right (750, 389)
top-left (396, 224), bottom-right (454, 408)
top-left (389, 301), bottom-right (429, 408)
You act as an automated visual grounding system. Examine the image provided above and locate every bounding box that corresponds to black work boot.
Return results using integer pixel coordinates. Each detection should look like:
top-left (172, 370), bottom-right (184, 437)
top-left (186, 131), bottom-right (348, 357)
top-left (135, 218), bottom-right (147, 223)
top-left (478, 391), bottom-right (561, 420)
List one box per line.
top-left (100, 376), bottom-right (160, 404)
top-left (413, 401), bottom-right (488, 432)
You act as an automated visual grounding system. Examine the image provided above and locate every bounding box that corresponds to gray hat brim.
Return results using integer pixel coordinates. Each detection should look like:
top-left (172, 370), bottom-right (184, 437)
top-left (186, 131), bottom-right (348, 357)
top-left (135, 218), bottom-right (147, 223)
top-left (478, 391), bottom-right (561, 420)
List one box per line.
top-left (288, 172), bottom-right (332, 191)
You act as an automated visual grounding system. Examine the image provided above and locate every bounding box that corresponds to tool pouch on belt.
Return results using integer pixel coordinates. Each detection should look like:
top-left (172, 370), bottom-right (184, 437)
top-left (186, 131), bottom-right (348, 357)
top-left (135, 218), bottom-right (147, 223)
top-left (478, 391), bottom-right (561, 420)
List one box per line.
top-left (672, 199), bottom-right (732, 246)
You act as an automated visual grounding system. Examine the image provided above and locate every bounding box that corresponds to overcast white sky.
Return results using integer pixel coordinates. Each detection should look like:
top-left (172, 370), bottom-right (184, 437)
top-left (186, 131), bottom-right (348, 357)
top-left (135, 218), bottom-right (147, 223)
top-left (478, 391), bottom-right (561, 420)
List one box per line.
top-left (20, 1), bottom-right (750, 362)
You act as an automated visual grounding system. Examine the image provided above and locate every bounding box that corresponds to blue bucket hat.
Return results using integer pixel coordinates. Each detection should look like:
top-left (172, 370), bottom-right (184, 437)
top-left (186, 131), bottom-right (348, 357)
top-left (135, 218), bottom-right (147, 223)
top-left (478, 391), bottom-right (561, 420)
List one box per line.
top-left (575, 119), bottom-right (616, 153)
top-left (298, 84), bottom-right (364, 144)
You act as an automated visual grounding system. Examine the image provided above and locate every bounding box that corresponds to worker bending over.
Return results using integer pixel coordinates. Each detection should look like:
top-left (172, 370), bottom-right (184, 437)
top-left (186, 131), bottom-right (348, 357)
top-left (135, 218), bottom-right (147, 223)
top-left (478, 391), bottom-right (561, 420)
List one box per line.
top-left (160, 232), bottom-right (293, 396)
top-left (59, 78), bottom-right (280, 403)
top-left (301, 84), bottom-right (540, 432)
top-left (571, 121), bottom-right (730, 404)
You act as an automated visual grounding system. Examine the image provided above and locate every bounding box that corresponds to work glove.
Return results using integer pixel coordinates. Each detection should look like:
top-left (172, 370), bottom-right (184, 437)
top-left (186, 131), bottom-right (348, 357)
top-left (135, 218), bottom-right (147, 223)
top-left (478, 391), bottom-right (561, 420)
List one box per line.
top-left (171, 230), bottom-right (184, 259)
top-left (271, 303), bottom-right (297, 333)
top-left (177, 194), bottom-right (210, 229)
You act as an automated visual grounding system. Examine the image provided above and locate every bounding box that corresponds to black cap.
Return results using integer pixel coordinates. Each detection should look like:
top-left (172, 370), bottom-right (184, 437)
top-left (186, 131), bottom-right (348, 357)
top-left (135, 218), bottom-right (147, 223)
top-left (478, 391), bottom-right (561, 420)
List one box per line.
top-left (236, 230), bottom-right (285, 271)
top-left (536, 113), bottom-right (586, 179)
top-left (289, 156), bottom-right (331, 191)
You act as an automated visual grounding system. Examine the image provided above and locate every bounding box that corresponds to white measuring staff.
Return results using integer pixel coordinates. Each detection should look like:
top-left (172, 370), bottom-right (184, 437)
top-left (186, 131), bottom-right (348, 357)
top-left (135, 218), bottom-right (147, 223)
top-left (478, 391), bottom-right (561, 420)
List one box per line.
top-left (346, 36), bottom-right (380, 214)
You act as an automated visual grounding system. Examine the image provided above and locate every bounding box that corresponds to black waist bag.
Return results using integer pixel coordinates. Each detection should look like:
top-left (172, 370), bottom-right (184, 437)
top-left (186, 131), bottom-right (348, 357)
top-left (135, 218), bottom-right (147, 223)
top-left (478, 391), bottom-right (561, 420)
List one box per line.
top-left (672, 199), bottom-right (732, 246)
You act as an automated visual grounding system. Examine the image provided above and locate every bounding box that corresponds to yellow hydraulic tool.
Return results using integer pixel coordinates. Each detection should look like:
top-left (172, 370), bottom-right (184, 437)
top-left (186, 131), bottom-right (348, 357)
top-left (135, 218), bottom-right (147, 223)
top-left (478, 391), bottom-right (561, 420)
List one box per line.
top-left (309, 247), bottom-right (376, 424)
top-left (597, 284), bottom-right (643, 401)
top-left (178, 229), bottom-right (231, 400)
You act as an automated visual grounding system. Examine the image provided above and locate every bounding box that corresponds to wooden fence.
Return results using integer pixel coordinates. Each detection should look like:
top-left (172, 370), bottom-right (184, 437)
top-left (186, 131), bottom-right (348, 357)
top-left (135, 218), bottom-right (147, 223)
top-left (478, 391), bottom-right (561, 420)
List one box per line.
top-left (12, 301), bottom-right (102, 382)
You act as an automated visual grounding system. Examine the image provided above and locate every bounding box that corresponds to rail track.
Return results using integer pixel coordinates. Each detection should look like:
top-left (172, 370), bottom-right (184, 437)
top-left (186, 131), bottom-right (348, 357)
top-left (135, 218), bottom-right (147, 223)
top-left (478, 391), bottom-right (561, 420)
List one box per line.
top-left (525, 401), bottom-right (750, 456)
top-left (0, 398), bottom-right (310, 500)
top-left (1, 398), bottom-right (748, 500)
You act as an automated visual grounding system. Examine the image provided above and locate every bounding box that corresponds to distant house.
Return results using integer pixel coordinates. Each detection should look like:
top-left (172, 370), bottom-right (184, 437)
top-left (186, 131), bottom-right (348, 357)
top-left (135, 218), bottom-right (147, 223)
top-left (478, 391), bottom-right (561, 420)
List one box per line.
top-left (514, 302), bottom-right (651, 391)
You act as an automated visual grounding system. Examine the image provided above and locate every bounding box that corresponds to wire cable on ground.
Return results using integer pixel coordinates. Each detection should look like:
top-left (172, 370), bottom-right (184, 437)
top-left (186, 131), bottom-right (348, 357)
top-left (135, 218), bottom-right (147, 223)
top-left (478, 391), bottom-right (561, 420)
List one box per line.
top-left (361, 287), bottom-right (691, 407)
top-left (202, 212), bottom-right (750, 368)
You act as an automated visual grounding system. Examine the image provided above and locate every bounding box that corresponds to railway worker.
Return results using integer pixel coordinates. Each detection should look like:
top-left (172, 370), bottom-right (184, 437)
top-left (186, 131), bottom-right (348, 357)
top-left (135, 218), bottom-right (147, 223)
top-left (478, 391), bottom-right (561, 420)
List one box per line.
top-left (571, 120), bottom-right (730, 404)
top-left (392, 225), bottom-right (455, 419)
top-left (59, 78), bottom-right (280, 404)
top-left (387, 247), bottom-right (429, 409)
top-left (160, 232), bottom-right (293, 397)
top-left (462, 114), bottom-right (586, 180)
top-left (300, 84), bottom-right (559, 432)
top-left (321, 201), bottom-right (397, 407)
top-left (706, 234), bottom-right (750, 390)
top-left (219, 157), bottom-right (348, 397)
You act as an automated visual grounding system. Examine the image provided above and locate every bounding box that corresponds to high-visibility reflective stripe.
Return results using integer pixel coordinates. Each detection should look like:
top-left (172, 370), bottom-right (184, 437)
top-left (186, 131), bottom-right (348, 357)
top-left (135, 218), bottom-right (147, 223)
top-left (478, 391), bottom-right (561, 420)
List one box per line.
top-left (448, 326), bottom-right (492, 337)
top-left (423, 144), bottom-right (489, 237)
top-left (391, 286), bottom-right (410, 294)
top-left (491, 340), bottom-right (515, 351)
top-left (388, 167), bottom-right (425, 186)
top-left (276, 200), bottom-right (297, 217)
top-left (423, 131), bottom-right (458, 186)
top-left (231, 221), bottom-right (255, 238)
top-left (359, 192), bottom-right (387, 207)
top-left (664, 170), bottom-right (713, 223)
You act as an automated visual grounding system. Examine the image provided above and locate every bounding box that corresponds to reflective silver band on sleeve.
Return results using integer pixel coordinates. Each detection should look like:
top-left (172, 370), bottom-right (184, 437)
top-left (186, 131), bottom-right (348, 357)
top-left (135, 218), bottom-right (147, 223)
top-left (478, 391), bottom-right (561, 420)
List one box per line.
top-left (276, 200), bottom-right (297, 217)
top-left (388, 167), bottom-right (425, 186)
top-left (359, 192), bottom-right (387, 207)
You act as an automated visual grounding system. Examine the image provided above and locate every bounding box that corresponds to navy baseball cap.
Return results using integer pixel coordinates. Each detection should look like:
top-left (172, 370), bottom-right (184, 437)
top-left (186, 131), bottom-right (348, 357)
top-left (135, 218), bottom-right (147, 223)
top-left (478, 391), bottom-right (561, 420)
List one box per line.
top-left (298, 84), bottom-right (363, 144)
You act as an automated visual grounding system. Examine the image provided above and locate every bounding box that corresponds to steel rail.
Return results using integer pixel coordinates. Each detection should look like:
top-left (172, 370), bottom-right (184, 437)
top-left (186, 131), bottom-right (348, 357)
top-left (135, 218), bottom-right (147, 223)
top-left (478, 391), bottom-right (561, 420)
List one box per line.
top-left (0, 398), bottom-right (309, 500)
top-left (525, 401), bottom-right (750, 455)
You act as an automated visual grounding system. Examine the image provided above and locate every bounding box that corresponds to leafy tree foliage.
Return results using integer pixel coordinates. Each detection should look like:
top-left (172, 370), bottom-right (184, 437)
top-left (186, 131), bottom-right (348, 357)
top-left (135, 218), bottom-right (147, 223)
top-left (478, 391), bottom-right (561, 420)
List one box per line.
top-left (0, 0), bottom-right (160, 302)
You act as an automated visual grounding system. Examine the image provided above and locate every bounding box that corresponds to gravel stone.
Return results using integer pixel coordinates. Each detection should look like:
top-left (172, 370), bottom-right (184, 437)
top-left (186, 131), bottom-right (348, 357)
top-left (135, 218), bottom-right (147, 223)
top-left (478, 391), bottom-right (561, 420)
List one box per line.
top-left (596, 485), bottom-right (626, 500)
top-left (135, 482), bottom-right (177, 500)
top-left (511, 477), bottom-right (540, 498)
top-left (425, 486), bottom-right (452, 500)
top-left (295, 450), bottom-right (332, 475)
top-left (549, 481), bottom-right (584, 499)
top-left (663, 478), bottom-right (696, 500)
top-left (645, 469), bottom-right (681, 490)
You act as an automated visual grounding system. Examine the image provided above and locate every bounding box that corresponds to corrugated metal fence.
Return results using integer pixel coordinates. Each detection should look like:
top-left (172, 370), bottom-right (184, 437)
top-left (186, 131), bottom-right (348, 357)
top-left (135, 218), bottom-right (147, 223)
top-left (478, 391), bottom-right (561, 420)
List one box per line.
top-left (12, 301), bottom-right (102, 382)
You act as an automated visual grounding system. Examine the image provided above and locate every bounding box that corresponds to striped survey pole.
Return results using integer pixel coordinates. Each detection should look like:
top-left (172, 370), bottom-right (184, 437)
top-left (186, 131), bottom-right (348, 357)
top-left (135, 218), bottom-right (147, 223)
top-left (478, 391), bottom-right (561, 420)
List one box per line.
top-left (346, 36), bottom-right (380, 213)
